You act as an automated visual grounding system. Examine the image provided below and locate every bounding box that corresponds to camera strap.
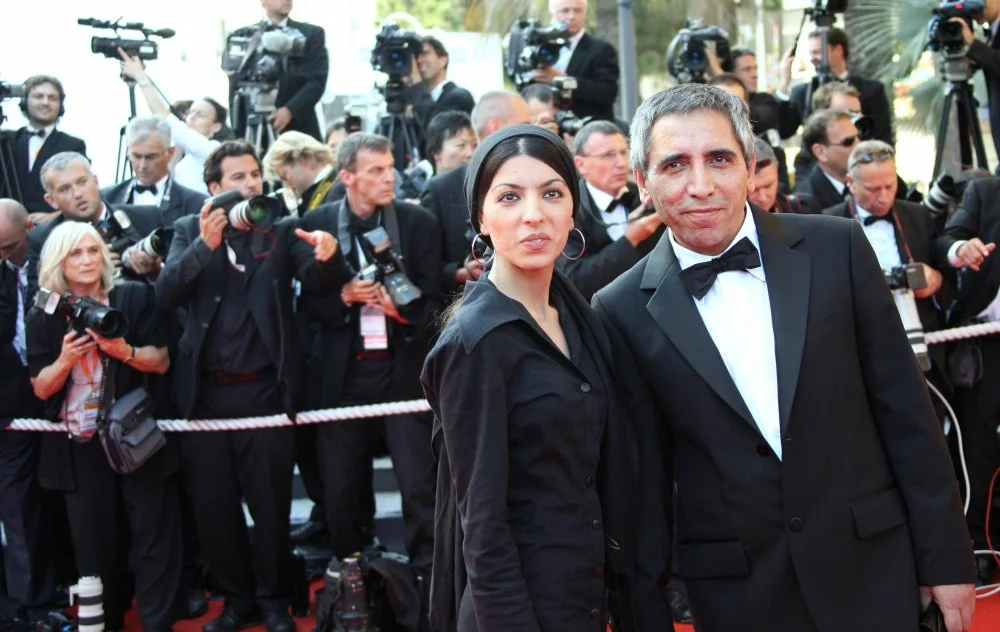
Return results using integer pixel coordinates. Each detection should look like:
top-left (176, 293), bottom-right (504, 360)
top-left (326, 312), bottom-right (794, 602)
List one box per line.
top-left (94, 352), bottom-right (118, 431)
top-left (335, 200), bottom-right (404, 266)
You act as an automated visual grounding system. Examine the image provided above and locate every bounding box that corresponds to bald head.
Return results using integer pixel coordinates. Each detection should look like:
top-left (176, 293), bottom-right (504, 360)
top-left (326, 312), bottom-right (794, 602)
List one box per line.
top-left (0, 199), bottom-right (30, 266)
top-left (470, 91), bottom-right (532, 139)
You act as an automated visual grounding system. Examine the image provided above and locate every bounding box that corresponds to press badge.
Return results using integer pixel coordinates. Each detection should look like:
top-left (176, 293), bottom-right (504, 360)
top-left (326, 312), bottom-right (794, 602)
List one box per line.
top-left (79, 398), bottom-right (100, 437)
top-left (360, 305), bottom-right (388, 350)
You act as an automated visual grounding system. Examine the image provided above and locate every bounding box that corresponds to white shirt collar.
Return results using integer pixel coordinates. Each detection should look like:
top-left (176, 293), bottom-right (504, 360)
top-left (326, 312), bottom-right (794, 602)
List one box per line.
top-left (586, 181), bottom-right (627, 214)
top-left (312, 164), bottom-right (334, 186)
top-left (669, 202), bottom-right (765, 282)
top-left (568, 30), bottom-right (585, 50)
top-left (265, 15), bottom-right (290, 28)
top-left (822, 169), bottom-right (846, 195)
top-left (136, 173), bottom-right (169, 192)
top-left (430, 80), bottom-right (448, 102)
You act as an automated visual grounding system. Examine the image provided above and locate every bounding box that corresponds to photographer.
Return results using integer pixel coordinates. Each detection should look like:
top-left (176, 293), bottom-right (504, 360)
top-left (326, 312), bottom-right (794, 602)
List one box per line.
top-left (403, 36), bottom-right (475, 139)
top-left (952, 8), bottom-right (1000, 162)
top-left (263, 131), bottom-right (338, 213)
top-left (295, 133), bottom-right (441, 614)
top-left (155, 140), bottom-right (341, 632)
top-left (27, 221), bottom-right (180, 631)
top-left (777, 27), bottom-right (894, 146)
top-left (795, 109), bottom-right (861, 210)
top-left (530, 0), bottom-right (620, 121)
top-left (749, 138), bottom-right (819, 214)
top-left (228, 0), bottom-right (330, 141)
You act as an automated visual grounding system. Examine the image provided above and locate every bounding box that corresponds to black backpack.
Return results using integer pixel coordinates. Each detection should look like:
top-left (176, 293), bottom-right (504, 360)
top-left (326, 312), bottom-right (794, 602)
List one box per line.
top-left (314, 547), bottom-right (421, 632)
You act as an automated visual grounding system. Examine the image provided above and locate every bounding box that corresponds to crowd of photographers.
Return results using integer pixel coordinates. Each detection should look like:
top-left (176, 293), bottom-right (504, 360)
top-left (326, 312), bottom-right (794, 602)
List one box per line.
top-left (2, 0), bottom-right (1000, 630)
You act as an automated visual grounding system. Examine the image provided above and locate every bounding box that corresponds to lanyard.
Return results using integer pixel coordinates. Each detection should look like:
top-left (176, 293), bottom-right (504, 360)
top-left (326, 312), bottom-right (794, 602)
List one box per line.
top-left (847, 197), bottom-right (915, 263)
top-left (306, 173), bottom-right (337, 212)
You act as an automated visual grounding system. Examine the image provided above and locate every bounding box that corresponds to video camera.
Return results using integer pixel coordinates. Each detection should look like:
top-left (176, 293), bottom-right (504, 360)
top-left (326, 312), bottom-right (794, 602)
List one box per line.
top-left (504, 19), bottom-right (571, 89)
top-left (77, 17), bottom-right (174, 62)
top-left (33, 288), bottom-right (129, 339)
top-left (369, 23), bottom-right (423, 115)
top-left (206, 190), bottom-right (285, 231)
top-left (884, 262), bottom-right (932, 371)
top-left (928, 0), bottom-right (985, 55)
top-left (666, 19), bottom-right (732, 84)
top-left (359, 226), bottom-right (423, 308)
top-left (222, 23), bottom-right (307, 86)
top-left (0, 81), bottom-right (25, 101)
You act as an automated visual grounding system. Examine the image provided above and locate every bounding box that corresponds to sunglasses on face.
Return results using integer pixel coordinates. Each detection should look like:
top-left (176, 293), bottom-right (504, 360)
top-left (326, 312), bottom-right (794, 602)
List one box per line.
top-left (848, 147), bottom-right (895, 171)
top-left (827, 135), bottom-right (859, 148)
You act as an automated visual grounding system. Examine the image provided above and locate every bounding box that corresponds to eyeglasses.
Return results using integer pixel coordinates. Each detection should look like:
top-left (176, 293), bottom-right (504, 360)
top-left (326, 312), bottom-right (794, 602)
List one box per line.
top-left (827, 135), bottom-right (859, 148)
top-left (582, 149), bottom-right (629, 162)
top-left (848, 147), bottom-right (895, 171)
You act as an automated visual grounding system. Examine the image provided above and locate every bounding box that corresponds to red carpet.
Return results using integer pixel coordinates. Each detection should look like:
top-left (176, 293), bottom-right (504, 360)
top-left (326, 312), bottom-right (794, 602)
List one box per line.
top-left (118, 581), bottom-right (1000, 631)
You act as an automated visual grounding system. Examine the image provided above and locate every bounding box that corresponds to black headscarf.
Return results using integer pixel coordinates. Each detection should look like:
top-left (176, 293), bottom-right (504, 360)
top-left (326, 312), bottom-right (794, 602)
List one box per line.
top-left (464, 124), bottom-right (581, 237)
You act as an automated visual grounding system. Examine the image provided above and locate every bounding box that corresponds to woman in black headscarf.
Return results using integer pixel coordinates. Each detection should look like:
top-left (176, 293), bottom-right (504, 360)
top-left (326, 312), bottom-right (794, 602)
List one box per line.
top-left (421, 125), bottom-right (668, 631)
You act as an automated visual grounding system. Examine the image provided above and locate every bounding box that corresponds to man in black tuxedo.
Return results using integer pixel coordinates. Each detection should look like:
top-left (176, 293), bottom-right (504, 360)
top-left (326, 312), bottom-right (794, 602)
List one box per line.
top-left (0, 200), bottom-right (58, 622)
top-left (228, 0), bottom-right (329, 142)
top-left (934, 175), bottom-right (1000, 586)
top-left (593, 84), bottom-right (974, 631)
top-left (420, 91), bottom-right (531, 298)
top-left (795, 109), bottom-right (861, 211)
top-left (776, 28), bottom-right (893, 146)
top-left (0, 75), bottom-right (86, 219)
top-left (403, 36), bottom-right (475, 141)
top-left (558, 120), bottom-right (662, 301)
top-left (156, 140), bottom-right (341, 632)
top-left (26, 152), bottom-right (162, 298)
top-left (528, 0), bottom-right (619, 121)
top-left (101, 116), bottom-right (206, 227)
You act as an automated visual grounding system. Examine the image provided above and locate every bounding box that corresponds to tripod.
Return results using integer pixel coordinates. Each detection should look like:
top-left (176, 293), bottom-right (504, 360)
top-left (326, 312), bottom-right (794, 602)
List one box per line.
top-left (932, 55), bottom-right (989, 178)
top-left (0, 104), bottom-right (24, 202)
top-left (376, 78), bottom-right (421, 169)
top-left (115, 77), bottom-right (139, 184)
top-left (235, 83), bottom-right (279, 157)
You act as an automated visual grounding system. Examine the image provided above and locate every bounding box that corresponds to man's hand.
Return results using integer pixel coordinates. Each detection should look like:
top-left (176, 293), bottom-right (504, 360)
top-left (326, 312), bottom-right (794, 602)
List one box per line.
top-left (948, 17), bottom-right (977, 46)
top-left (370, 284), bottom-right (408, 324)
top-left (294, 228), bottom-right (338, 261)
top-left (341, 276), bottom-right (380, 305)
top-left (28, 211), bottom-right (59, 226)
top-left (920, 584), bottom-right (975, 632)
top-left (122, 245), bottom-right (161, 278)
top-left (198, 201), bottom-right (227, 251)
top-left (530, 65), bottom-right (564, 85)
top-left (109, 250), bottom-right (122, 270)
top-left (267, 107), bottom-right (294, 133)
top-left (955, 238), bottom-right (996, 271)
top-left (117, 47), bottom-right (147, 83)
top-left (705, 47), bottom-right (724, 77)
top-left (624, 207), bottom-right (663, 247)
top-left (913, 264), bottom-right (944, 299)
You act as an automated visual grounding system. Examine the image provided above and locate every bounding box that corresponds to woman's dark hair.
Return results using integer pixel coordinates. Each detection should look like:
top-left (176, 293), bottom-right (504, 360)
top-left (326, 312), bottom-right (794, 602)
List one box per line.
top-left (201, 97), bottom-right (234, 141)
top-left (425, 111), bottom-right (474, 166)
top-left (203, 140), bottom-right (261, 188)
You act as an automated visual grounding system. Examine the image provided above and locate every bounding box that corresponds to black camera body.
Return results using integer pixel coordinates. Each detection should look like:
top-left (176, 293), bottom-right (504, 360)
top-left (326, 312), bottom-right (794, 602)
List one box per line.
top-left (666, 19), bottom-right (732, 84)
top-left (359, 226), bottom-right (423, 309)
top-left (34, 288), bottom-right (128, 339)
top-left (884, 262), bottom-right (928, 291)
top-left (504, 19), bottom-right (571, 89)
top-left (222, 24), bottom-right (308, 86)
top-left (928, 0), bottom-right (985, 55)
top-left (78, 17), bottom-right (172, 63)
top-left (371, 24), bottom-right (423, 77)
top-left (0, 81), bottom-right (26, 101)
top-left (554, 110), bottom-right (593, 138)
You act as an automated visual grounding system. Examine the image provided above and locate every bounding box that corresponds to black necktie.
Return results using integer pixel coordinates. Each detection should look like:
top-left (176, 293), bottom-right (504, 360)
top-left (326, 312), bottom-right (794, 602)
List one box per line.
top-left (841, 187), bottom-right (851, 200)
top-left (863, 214), bottom-right (892, 226)
top-left (135, 183), bottom-right (158, 195)
top-left (679, 237), bottom-right (762, 300)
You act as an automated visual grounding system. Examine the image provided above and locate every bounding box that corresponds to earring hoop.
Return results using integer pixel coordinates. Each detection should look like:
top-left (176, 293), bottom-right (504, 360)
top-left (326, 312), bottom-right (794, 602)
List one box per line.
top-left (470, 233), bottom-right (495, 267)
top-left (561, 227), bottom-right (586, 261)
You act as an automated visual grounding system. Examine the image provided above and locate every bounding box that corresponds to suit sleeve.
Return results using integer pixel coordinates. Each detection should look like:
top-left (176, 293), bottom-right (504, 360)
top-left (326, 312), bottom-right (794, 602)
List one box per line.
top-left (282, 26), bottom-right (329, 121)
top-left (968, 40), bottom-right (1000, 76)
top-left (26, 231), bottom-right (43, 302)
top-left (423, 336), bottom-right (542, 631)
top-left (777, 86), bottom-right (806, 139)
top-left (437, 87), bottom-right (475, 115)
top-left (0, 274), bottom-right (15, 345)
top-left (934, 181), bottom-right (984, 268)
top-left (570, 40), bottom-right (620, 113)
top-left (396, 209), bottom-right (443, 328)
top-left (420, 182), bottom-right (461, 292)
top-left (404, 82), bottom-right (437, 134)
top-left (558, 237), bottom-right (642, 302)
top-left (847, 221), bottom-right (974, 585)
top-left (154, 217), bottom-right (214, 310)
top-left (863, 82), bottom-right (895, 146)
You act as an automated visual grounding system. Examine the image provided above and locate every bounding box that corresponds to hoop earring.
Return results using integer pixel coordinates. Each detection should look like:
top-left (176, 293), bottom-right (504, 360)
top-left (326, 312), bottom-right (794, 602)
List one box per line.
top-left (470, 233), bottom-right (495, 266)
top-left (561, 227), bottom-right (586, 261)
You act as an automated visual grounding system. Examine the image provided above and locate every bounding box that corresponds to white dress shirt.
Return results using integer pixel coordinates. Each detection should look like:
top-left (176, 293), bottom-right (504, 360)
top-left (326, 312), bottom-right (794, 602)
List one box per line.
top-left (7, 261), bottom-right (27, 365)
top-left (823, 170), bottom-right (847, 198)
top-left (553, 30), bottom-right (585, 74)
top-left (854, 205), bottom-right (902, 271)
top-left (586, 182), bottom-right (628, 242)
top-left (670, 206), bottom-right (783, 458)
top-left (430, 80), bottom-right (447, 102)
top-left (27, 124), bottom-right (55, 171)
top-left (131, 174), bottom-right (169, 207)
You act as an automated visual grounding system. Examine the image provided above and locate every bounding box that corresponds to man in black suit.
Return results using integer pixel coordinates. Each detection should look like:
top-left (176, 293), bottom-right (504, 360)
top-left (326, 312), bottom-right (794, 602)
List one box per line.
top-left (0, 75), bottom-right (86, 220)
top-left (101, 116), bottom-right (206, 227)
top-left (795, 109), bottom-right (861, 211)
top-left (776, 28), bottom-right (893, 146)
top-left (420, 91), bottom-right (531, 298)
top-left (750, 138), bottom-right (819, 214)
top-left (594, 84), bottom-right (974, 631)
top-left (0, 199), bottom-right (57, 622)
top-left (934, 175), bottom-right (1000, 586)
top-left (559, 120), bottom-right (662, 301)
top-left (528, 0), bottom-right (619, 121)
top-left (155, 140), bottom-right (341, 632)
top-left (403, 36), bottom-right (475, 141)
top-left (954, 9), bottom-right (1000, 166)
top-left (228, 0), bottom-right (329, 142)
top-left (26, 152), bottom-right (162, 298)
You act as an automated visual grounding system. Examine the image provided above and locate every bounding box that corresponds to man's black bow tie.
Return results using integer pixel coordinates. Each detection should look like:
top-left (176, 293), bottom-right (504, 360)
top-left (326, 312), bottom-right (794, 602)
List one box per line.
top-left (604, 192), bottom-right (635, 213)
top-left (135, 183), bottom-right (158, 195)
top-left (30, 129), bottom-right (46, 139)
top-left (863, 213), bottom-right (892, 226)
top-left (679, 237), bottom-right (761, 300)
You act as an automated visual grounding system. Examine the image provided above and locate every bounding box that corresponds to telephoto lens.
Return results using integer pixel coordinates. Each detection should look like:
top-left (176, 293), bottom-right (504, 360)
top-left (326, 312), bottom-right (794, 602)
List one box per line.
top-left (69, 576), bottom-right (104, 632)
top-left (228, 195), bottom-right (284, 231)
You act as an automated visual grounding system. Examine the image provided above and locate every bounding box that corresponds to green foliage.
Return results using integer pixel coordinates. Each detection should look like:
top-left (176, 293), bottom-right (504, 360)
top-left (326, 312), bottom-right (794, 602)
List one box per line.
top-left (375, 0), bottom-right (467, 30)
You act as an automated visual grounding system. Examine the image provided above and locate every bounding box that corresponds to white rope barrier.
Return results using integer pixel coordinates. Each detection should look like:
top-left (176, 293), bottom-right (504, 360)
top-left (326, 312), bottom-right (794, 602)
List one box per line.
top-left (925, 321), bottom-right (1000, 345)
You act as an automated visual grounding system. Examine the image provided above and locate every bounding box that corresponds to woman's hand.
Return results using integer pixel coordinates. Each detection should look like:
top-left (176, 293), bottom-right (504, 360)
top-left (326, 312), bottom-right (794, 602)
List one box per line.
top-left (56, 330), bottom-right (97, 370)
top-left (86, 328), bottom-right (131, 362)
top-left (117, 48), bottom-right (148, 82)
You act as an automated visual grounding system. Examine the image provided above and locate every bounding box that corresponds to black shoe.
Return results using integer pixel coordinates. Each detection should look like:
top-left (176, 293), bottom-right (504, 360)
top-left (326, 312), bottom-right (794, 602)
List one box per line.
top-left (976, 555), bottom-right (998, 587)
top-left (263, 608), bottom-right (296, 632)
top-left (179, 586), bottom-right (209, 620)
top-left (289, 520), bottom-right (328, 546)
top-left (668, 587), bottom-right (693, 624)
top-left (202, 603), bottom-right (261, 632)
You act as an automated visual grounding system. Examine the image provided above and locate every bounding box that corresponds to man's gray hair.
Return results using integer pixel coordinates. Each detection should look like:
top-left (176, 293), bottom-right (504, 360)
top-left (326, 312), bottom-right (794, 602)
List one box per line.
top-left (470, 91), bottom-right (522, 138)
top-left (847, 139), bottom-right (896, 177)
top-left (629, 84), bottom-right (756, 174)
top-left (336, 132), bottom-right (393, 173)
top-left (125, 116), bottom-right (172, 148)
top-left (573, 120), bottom-right (625, 157)
top-left (39, 152), bottom-right (92, 195)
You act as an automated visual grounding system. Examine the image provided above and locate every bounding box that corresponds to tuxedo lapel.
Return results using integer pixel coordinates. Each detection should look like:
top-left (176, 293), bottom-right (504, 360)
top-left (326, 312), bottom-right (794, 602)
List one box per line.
top-left (31, 131), bottom-right (61, 176)
top-left (640, 236), bottom-right (757, 431)
top-left (754, 209), bottom-right (810, 433)
top-left (565, 34), bottom-right (591, 77)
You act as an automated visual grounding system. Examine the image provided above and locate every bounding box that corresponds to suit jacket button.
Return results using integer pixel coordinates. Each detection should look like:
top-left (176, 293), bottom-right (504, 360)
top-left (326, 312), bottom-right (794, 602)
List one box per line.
top-left (756, 444), bottom-right (769, 456)
top-left (591, 519), bottom-right (601, 530)
top-left (584, 475), bottom-right (595, 487)
top-left (789, 517), bottom-right (804, 532)
top-left (201, 321), bottom-right (209, 328)
top-left (593, 567), bottom-right (604, 579)
top-left (580, 382), bottom-right (592, 393)
top-left (589, 608), bottom-right (602, 620)
top-left (214, 295), bottom-right (222, 303)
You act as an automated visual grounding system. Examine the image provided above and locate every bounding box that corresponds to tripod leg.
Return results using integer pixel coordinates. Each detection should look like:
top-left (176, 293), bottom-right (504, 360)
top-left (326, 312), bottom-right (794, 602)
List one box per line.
top-left (961, 87), bottom-right (991, 172)
top-left (933, 89), bottom-right (956, 179)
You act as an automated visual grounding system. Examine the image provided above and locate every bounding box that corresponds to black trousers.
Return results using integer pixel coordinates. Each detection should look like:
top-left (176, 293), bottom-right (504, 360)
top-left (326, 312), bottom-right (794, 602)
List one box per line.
top-left (63, 439), bottom-right (182, 631)
top-left (295, 423), bottom-right (326, 524)
top-left (183, 376), bottom-right (295, 610)
top-left (317, 357), bottom-right (435, 576)
top-left (0, 429), bottom-right (55, 615)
